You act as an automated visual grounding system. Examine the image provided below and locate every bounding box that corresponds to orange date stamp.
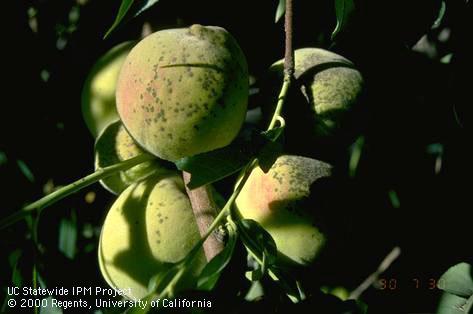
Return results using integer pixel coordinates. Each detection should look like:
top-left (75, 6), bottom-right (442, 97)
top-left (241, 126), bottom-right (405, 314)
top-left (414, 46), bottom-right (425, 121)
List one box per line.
top-left (376, 278), bottom-right (446, 290)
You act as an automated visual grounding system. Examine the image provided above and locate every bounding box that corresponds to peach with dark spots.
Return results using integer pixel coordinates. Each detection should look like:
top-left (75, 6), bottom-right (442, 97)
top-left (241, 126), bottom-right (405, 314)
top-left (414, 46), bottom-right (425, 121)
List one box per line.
top-left (98, 173), bottom-right (206, 300)
top-left (235, 155), bottom-right (332, 266)
top-left (116, 25), bottom-right (248, 161)
top-left (266, 48), bottom-right (364, 138)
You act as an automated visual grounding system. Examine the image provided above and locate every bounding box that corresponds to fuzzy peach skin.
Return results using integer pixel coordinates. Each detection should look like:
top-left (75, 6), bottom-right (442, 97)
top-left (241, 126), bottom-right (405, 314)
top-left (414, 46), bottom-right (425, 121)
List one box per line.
top-left (268, 48), bottom-right (363, 136)
top-left (98, 173), bottom-right (206, 300)
top-left (116, 25), bottom-right (248, 161)
top-left (235, 155), bottom-right (332, 266)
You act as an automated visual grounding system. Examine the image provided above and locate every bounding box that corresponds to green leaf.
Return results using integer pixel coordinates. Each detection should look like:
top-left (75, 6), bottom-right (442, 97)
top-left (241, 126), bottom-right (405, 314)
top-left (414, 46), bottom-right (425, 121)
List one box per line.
top-left (147, 264), bottom-right (181, 296)
top-left (388, 190), bottom-right (401, 209)
top-left (17, 159), bottom-right (35, 182)
top-left (197, 223), bottom-right (237, 290)
top-left (439, 263), bottom-right (473, 298)
top-left (349, 136), bottom-right (364, 177)
top-left (0, 151), bottom-right (7, 166)
top-left (175, 129), bottom-right (279, 189)
top-left (275, 0), bottom-right (286, 23)
top-left (257, 141), bottom-right (283, 173)
top-left (104, 0), bottom-right (134, 39)
top-left (437, 293), bottom-right (470, 314)
top-left (105, 0), bottom-right (162, 38)
top-left (58, 210), bottom-right (77, 259)
top-left (244, 281), bottom-right (264, 301)
top-left (245, 267), bottom-right (264, 281)
top-left (257, 127), bottom-right (284, 173)
top-left (126, 265), bottom-right (184, 313)
top-left (432, 1), bottom-right (447, 29)
top-left (332, 0), bottom-right (355, 41)
top-left (8, 249), bottom-right (22, 268)
top-left (133, 0), bottom-right (161, 17)
top-left (238, 219), bottom-right (278, 267)
top-left (8, 250), bottom-right (23, 287)
top-left (441, 53), bottom-right (453, 64)
top-left (466, 295), bottom-right (473, 313)
top-left (246, 248), bottom-right (272, 282)
top-left (261, 126), bottom-right (284, 142)
top-left (237, 219), bottom-right (303, 302)
top-left (267, 266), bottom-right (303, 303)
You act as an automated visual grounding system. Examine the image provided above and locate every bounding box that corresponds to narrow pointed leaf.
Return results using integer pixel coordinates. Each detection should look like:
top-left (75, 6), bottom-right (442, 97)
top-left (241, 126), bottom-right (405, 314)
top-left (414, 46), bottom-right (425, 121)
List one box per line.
top-left (332, 0), bottom-right (355, 40)
top-left (104, 0), bottom-right (134, 39)
top-left (275, 0), bottom-right (286, 23)
top-left (197, 225), bottom-right (237, 290)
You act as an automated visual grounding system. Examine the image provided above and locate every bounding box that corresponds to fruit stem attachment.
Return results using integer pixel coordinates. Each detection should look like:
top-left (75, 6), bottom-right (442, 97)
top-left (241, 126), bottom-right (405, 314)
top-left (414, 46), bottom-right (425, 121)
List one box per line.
top-left (0, 154), bottom-right (154, 229)
top-left (268, 0), bottom-right (294, 130)
top-left (182, 171), bottom-right (224, 261)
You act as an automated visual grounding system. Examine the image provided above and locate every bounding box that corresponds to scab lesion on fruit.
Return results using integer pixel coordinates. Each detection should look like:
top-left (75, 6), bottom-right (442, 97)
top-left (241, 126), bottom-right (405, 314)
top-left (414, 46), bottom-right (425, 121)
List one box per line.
top-left (116, 25), bottom-right (248, 161)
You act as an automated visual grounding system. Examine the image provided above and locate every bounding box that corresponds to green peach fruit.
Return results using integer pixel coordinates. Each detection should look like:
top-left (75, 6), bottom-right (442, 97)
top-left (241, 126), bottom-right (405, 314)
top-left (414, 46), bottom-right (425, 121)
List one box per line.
top-left (235, 155), bottom-right (332, 266)
top-left (94, 120), bottom-right (171, 195)
top-left (98, 173), bottom-right (206, 300)
top-left (321, 286), bottom-right (350, 301)
top-left (116, 24), bottom-right (249, 161)
top-left (267, 48), bottom-right (363, 137)
top-left (82, 41), bottom-right (135, 137)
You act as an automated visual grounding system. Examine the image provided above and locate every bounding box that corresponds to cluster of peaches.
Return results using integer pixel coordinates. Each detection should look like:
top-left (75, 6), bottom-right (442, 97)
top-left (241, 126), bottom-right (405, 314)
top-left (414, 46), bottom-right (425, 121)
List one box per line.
top-left (81, 24), bottom-right (363, 300)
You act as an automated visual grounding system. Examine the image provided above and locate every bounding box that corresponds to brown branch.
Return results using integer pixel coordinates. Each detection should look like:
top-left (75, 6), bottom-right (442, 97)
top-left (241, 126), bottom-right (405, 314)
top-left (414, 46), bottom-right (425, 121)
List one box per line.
top-left (349, 246), bottom-right (401, 300)
top-left (284, 0), bottom-right (295, 78)
top-left (182, 172), bottom-right (224, 261)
